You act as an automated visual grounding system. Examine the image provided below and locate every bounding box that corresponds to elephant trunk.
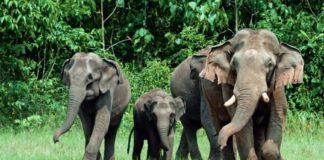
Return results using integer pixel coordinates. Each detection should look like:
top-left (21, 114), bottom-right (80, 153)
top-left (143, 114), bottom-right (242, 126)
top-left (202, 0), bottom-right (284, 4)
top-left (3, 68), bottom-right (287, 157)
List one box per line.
top-left (218, 82), bottom-right (262, 149)
top-left (53, 85), bottom-right (86, 143)
top-left (157, 118), bottom-right (170, 151)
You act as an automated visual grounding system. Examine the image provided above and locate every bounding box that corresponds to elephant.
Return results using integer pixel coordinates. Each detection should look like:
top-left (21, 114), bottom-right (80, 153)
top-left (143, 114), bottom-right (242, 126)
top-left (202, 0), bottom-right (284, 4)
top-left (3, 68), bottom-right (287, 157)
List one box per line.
top-left (170, 53), bottom-right (221, 160)
top-left (52, 52), bottom-right (131, 160)
top-left (199, 29), bottom-right (304, 160)
top-left (128, 88), bottom-right (185, 160)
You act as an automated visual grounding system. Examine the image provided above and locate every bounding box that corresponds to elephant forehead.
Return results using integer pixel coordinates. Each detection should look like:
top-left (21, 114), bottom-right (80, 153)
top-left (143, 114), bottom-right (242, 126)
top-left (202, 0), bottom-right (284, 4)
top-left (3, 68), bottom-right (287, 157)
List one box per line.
top-left (73, 52), bottom-right (101, 61)
top-left (154, 103), bottom-right (173, 113)
top-left (73, 52), bottom-right (87, 59)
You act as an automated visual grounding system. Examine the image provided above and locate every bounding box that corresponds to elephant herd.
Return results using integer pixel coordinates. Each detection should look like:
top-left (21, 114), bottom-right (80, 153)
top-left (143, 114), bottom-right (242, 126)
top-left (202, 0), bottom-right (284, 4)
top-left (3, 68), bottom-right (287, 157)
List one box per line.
top-left (52, 29), bottom-right (304, 160)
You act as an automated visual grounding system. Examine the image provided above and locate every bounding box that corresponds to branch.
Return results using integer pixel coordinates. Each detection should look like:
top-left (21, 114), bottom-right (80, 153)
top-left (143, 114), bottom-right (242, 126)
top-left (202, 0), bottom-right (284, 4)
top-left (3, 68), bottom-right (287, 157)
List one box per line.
top-left (305, 0), bottom-right (318, 22)
top-left (105, 36), bottom-right (132, 51)
top-left (234, 0), bottom-right (238, 32)
top-left (110, 30), bottom-right (115, 55)
top-left (101, 0), bottom-right (105, 50)
top-left (45, 58), bottom-right (56, 80)
top-left (104, 5), bottom-right (117, 23)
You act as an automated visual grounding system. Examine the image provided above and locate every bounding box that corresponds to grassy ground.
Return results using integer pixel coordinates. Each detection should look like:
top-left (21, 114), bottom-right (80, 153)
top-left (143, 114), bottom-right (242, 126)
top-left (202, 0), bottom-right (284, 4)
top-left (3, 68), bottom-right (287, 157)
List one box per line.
top-left (0, 124), bottom-right (323, 160)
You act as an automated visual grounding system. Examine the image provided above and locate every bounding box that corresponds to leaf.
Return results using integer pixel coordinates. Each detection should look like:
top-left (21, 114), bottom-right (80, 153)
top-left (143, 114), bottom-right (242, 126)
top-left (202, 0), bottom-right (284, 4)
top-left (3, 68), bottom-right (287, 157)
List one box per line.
top-left (188, 1), bottom-right (197, 10)
top-left (116, 0), bottom-right (124, 8)
top-left (208, 13), bottom-right (216, 26)
top-left (299, 30), bottom-right (309, 40)
top-left (175, 38), bottom-right (181, 44)
top-left (170, 4), bottom-right (177, 17)
top-left (138, 28), bottom-right (148, 37)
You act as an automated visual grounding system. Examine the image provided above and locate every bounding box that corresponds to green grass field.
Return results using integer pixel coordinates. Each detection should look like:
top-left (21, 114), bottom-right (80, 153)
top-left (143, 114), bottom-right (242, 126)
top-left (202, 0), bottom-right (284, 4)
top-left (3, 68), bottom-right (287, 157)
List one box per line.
top-left (0, 124), bottom-right (323, 160)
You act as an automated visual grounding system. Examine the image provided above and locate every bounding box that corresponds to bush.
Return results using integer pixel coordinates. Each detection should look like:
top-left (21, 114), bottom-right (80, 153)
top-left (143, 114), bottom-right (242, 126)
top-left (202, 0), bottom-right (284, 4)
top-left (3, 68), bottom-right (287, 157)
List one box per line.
top-left (0, 77), bottom-right (67, 127)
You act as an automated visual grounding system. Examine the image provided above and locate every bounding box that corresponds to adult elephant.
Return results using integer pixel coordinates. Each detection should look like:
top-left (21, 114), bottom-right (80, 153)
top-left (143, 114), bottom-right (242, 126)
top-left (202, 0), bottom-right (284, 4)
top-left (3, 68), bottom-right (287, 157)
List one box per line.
top-left (199, 29), bottom-right (304, 160)
top-left (171, 52), bottom-right (221, 160)
top-left (53, 52), bottom-right (131, 160)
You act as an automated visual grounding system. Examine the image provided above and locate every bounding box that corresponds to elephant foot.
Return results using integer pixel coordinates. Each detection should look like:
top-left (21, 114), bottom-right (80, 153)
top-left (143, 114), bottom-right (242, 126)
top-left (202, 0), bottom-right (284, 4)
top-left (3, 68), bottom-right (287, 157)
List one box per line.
top-left (109, 155), bottom-right (115, 160)
top-left (262, 140), bottom-right (281, 160)
top-left (175, 155), bottom-right (188, 160)
top-left (83, 151), bottom-right (100, 160)
top-left (208, 154), bottom-right (221, 160)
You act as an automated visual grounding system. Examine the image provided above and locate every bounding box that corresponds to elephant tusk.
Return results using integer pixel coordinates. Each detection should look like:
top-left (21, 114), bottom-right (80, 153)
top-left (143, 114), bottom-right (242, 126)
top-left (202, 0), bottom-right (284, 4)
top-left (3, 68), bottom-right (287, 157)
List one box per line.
top-left (224, 95), bottom-right (236, 107)
top-left (262, 92), bottom-right (270, 103)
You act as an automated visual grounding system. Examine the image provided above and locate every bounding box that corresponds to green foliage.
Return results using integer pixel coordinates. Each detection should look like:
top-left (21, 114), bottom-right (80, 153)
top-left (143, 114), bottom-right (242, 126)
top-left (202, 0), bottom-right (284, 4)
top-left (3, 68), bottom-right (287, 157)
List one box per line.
top-left (14, 115), bottom-right (43, 129)
top-left (286, 110), bottom-right (324, 135)
top-left (123, 59), bottom-right (172, 104)
top-left (0, 0), bottom-right (323, 128)
top-left (0, 78), bottom-right (66, 127)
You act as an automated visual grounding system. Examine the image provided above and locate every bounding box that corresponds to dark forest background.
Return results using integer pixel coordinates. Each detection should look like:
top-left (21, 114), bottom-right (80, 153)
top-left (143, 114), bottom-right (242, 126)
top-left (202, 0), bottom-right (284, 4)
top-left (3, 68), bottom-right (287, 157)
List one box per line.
top-left (0, 0), bottom-right (322, 130)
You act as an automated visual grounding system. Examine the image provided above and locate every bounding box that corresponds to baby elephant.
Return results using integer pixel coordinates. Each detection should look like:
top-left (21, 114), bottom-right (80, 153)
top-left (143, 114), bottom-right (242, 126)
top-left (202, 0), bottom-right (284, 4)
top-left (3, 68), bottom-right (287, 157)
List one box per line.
top-left (128, 89), bottom-right (185, 160)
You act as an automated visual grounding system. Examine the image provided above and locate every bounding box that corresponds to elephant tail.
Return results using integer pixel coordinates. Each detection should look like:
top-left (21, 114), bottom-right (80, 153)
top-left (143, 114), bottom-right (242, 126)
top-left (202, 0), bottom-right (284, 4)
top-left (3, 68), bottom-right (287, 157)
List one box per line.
top-left (127, 126), bottom-right (134, 154)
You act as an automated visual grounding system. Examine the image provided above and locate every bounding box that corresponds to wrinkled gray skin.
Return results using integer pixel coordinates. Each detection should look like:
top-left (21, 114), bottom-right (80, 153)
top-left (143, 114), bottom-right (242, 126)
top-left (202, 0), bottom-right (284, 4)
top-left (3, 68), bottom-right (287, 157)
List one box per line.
top-left (53, 52), bottom-right (131, 160)
top-left (171, 55), bottom-right (221, 160)
top-left (130, 89), bottom-right (185, 160)
top-left (200, 29), bottom-right (304, 160)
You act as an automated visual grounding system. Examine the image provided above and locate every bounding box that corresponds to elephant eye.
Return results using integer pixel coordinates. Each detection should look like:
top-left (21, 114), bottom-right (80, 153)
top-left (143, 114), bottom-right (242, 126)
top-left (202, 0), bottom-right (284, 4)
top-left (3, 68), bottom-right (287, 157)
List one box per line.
top-left (170, 113), bottom-right (175, 119)
top-left (231, 57), bottom-right (239, 67)
top-left (265, 59), bottom-right (273, 68)
top-left (88, 73), bottom-right (93, 80)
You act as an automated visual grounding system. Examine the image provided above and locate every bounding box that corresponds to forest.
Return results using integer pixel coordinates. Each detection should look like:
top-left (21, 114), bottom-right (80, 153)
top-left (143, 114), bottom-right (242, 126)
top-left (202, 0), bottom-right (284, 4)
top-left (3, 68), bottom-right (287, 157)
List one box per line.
top-left (0, 0), bottom-right (323, 159)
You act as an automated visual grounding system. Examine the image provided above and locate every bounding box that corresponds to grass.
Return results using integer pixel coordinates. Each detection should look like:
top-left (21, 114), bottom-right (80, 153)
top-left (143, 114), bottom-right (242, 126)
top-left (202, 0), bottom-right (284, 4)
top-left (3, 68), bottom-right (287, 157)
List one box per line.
top-left (0, 124), bottom-right (323, 160)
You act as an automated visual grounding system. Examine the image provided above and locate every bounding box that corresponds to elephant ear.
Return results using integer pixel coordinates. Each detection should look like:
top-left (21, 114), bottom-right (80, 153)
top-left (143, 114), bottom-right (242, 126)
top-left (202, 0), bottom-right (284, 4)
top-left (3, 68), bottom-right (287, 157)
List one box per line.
top-left (275, 43), bottom-right (304, 88)
top-left (99, 59), bottom-right (124, 93)
top-left (61, 59), bottom-right (72, 86)
top-left (189, 55), bottom-right (206, 80)
top-left (174, 97), bottom-right (186, 120)
top-left (199, 41), bottom-right (235, 85)
top-left (144, 98), bottom-right (155, 121)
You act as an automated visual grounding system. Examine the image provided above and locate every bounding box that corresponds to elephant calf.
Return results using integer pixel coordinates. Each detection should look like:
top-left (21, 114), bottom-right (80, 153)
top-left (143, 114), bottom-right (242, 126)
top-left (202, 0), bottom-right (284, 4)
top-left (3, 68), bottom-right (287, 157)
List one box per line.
top-left (53, 52), bottom-right (131, 160)
top-left (128, 88), bottom-right (185, 160)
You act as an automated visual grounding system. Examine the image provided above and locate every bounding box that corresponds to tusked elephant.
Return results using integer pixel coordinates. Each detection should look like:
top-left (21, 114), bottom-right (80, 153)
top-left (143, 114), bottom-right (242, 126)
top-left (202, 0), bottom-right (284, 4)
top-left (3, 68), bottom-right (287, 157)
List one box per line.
top-left (53, 52), bottom-right (131, 160)
top-left (128, 88), bottom-right (185, 160)
top-left (171, 52), bottom-right (221, 160)
top-left (199, 29), bottom-right (304, 160)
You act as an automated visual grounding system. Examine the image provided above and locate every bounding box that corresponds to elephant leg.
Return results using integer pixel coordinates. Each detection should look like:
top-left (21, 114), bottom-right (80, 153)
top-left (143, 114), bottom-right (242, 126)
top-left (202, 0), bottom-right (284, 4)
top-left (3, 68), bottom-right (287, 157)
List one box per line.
top-left (84, 106), bottom-right (110, 160)
top-left (200, 98), bottom-right (221, 160)
top-left (132, 126), bottom-right (144, 160)
top-left (184, 126), bottom-right (202, 160)
top-left (254, 123), bottom-right (266, 159)
top-left (79, 108), bottom-right (95, 148)
top-left (148, 135), bottom-right (161, 160)
top-left (204, 128), bottom-right (221, 160)
top-left (79, 108), bottom-right (102, 160)
top-left (176, 130), bottom-right (189, 159)
top-left (235, 120), bottom-right (257, 160)
top-left (262, 88), bottom-right (287, 160)
top-left (104, 123), bottom-right (120, 160)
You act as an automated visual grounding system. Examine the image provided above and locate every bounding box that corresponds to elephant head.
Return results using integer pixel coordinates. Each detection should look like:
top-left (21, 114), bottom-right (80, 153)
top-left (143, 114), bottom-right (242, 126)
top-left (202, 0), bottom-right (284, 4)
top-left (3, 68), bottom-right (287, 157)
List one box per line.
top-left (189, 54), bottom-right (206, 80)
top-left (190, 46), bottom-right (217, 80)
top-left (144, 95), bottom-right (185, 151)
top-left (53, 52), bottom-right (123, 143)
top-left (200, 29), bottom-right (304, 148)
